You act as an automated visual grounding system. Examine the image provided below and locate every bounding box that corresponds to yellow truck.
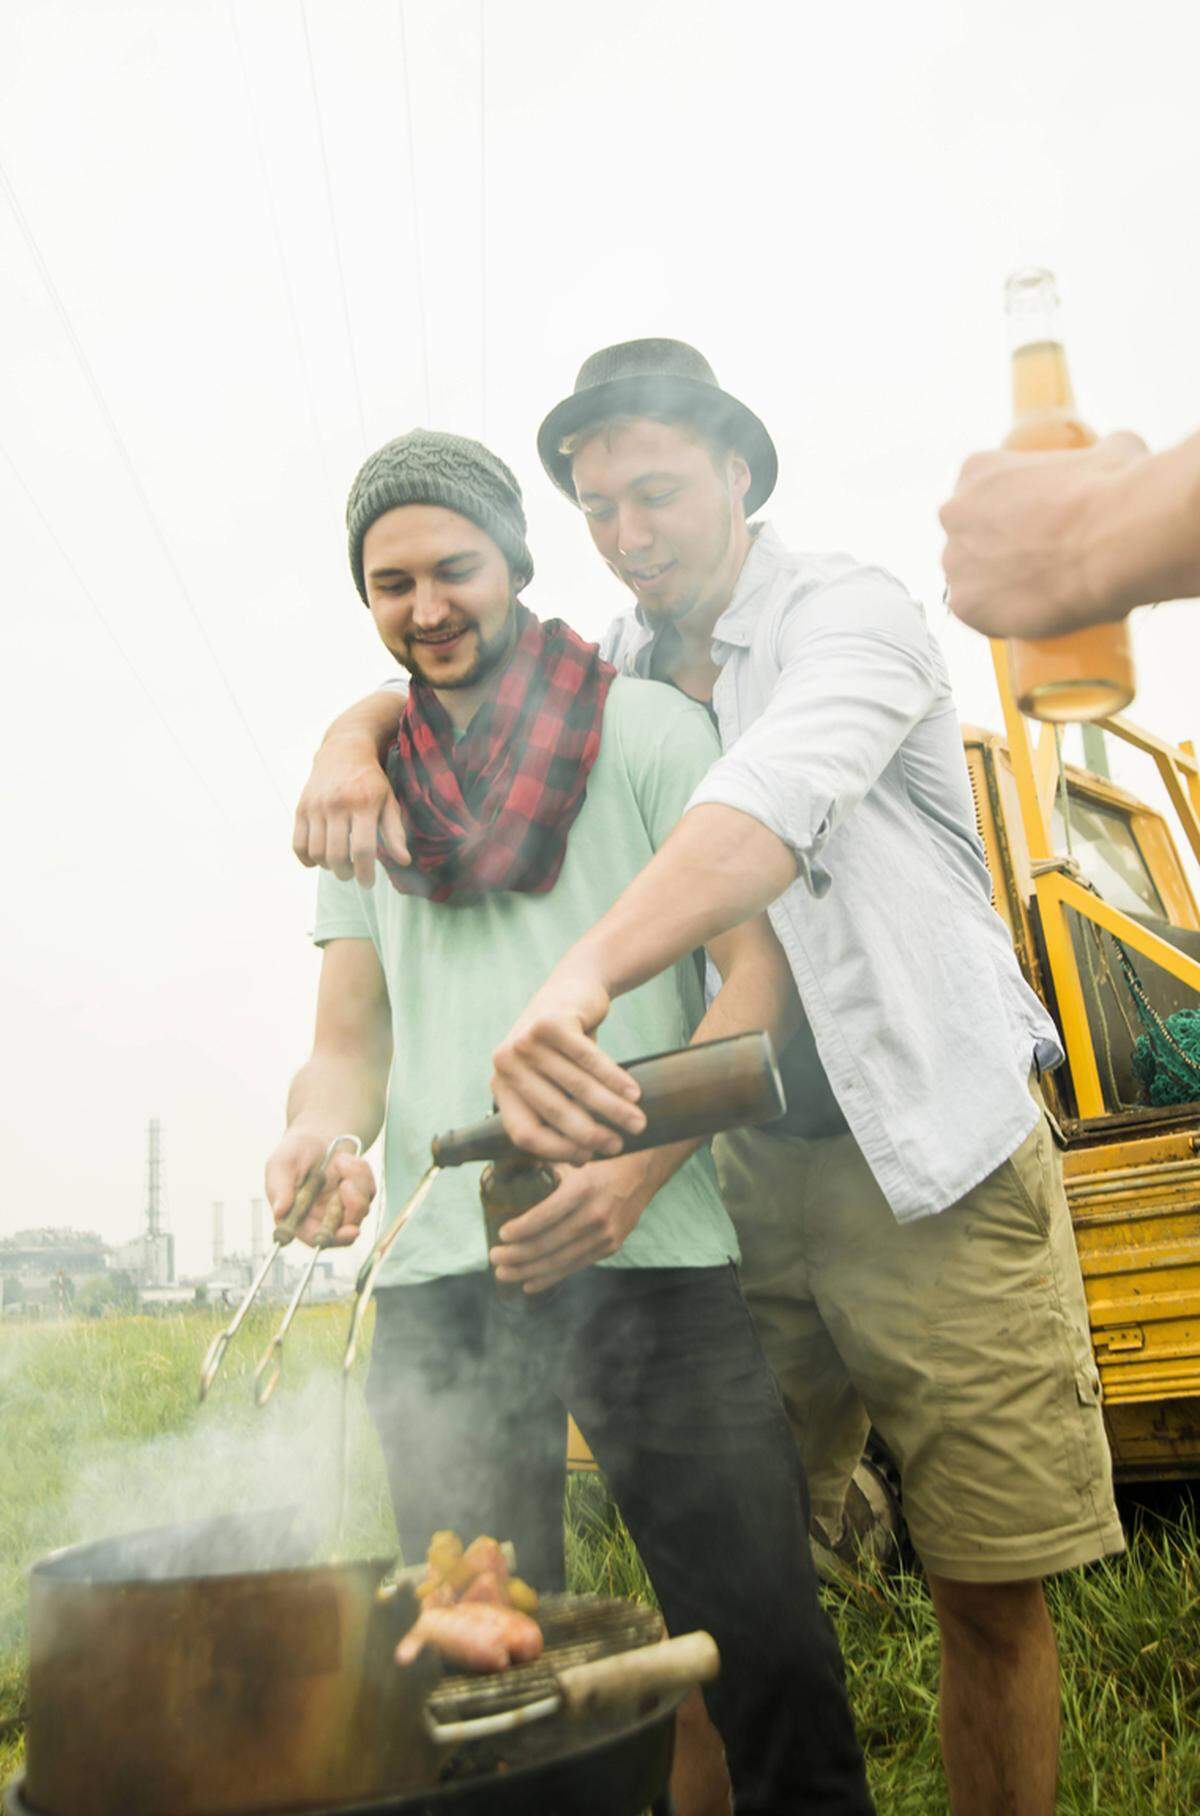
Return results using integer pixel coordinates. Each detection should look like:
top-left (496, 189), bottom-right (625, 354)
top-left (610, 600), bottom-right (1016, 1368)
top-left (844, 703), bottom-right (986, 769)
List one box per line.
top-left (570, 648), bottom-right (1200, 1493)
top-left (969, 648), bottom-right (1200, 1481)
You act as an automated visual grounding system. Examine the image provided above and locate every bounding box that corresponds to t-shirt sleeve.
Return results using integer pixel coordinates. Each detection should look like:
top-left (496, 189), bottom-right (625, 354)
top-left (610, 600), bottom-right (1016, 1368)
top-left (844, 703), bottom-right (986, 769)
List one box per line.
top-left (615, 680), bottom-right (723, 852)
top-left (312, 868), bottom-right (377, 947)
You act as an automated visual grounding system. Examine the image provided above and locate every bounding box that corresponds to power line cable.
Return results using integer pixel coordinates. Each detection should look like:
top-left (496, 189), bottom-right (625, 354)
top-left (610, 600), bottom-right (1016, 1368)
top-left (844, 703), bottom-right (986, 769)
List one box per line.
top-left (0, 154), bottom-right (290, 814)
top-left (397, 0), bottom-right (432, 422)
top-left (479, 0), bottom-right (487, 440)
top-left (297, 0), bottom-right (369, 451)
top-left (227, 0), bottom-right (342, 523)
top-left (1, 437), bottom-right (230, 820)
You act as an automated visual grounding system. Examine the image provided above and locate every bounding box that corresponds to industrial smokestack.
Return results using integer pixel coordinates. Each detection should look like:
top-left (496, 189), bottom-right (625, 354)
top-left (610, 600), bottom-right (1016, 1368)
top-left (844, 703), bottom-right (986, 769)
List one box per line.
top-left (250, 1198), bottom-right (266, 1265)
top-left (145, 1117), bottom-right (162, 1238)
top-left (212, 1202), bottom-right (225, 1269)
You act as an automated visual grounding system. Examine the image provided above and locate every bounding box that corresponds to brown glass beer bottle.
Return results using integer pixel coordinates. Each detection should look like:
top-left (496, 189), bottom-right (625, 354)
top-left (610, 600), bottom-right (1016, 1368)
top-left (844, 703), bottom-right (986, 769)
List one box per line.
top-left (480, 1156), bottom-right (559, 1303)
top-left (1002, 266), bottom-right (1135, 721)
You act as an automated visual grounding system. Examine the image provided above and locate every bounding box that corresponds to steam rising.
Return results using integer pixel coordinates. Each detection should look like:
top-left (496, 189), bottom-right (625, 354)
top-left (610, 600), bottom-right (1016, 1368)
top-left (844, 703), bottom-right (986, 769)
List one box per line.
top-left (65, 1372), bottom-right (392, 1576)
top-left (3, 1307), bottom-right (526, 1611)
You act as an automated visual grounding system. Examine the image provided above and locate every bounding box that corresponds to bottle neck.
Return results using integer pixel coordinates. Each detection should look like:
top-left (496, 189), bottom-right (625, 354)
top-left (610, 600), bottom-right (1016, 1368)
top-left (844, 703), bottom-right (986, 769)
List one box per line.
top-left (1011, 336), bottom-right (1077, 419)
top-left (1005, 266), bottom-right (1077, 422)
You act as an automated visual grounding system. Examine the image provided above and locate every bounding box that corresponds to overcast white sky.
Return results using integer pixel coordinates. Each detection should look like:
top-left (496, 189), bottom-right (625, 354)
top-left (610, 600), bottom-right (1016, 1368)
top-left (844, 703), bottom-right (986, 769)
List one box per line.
top-left (2, 0), bottom-right (1198, 1277)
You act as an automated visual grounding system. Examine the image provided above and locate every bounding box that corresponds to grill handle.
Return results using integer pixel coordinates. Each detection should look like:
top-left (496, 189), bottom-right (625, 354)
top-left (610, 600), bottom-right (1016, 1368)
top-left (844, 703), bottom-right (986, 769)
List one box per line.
top-left (422, 1630), bottom-right (720, 1745)
top-left (557, 1630), bottom-right (720, 1719)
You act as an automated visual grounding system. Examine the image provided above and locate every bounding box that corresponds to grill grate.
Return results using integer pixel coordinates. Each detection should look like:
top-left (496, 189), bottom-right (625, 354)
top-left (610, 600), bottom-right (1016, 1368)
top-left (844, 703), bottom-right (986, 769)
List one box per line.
top-left (425, 1593), bottom-right (664, 1725)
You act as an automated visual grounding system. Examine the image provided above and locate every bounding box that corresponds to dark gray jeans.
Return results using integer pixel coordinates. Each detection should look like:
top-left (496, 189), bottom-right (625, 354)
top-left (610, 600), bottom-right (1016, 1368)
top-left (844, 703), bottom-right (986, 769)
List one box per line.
top-left (366, 1264), bottom-right (872, 1815)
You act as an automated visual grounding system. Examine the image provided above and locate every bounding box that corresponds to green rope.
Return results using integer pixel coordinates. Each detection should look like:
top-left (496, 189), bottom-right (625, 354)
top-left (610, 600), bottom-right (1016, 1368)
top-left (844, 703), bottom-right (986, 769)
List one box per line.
top-left (1104, 931), bottom-right (1200, 1107)
top-left (1130, 1007), bottom-right (1200, 1106)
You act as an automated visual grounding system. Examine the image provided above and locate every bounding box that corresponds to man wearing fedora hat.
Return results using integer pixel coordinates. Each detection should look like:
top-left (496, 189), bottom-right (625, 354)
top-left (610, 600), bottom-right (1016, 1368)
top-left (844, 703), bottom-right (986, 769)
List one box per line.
top-left (292, 341), bottom-right (1123, 1815)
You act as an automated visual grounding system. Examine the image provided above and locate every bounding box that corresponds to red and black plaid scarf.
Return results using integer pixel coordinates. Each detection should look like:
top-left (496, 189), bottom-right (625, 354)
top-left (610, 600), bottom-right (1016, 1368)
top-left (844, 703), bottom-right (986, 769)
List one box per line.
top-left (380, 606), bottom-right (615, 902)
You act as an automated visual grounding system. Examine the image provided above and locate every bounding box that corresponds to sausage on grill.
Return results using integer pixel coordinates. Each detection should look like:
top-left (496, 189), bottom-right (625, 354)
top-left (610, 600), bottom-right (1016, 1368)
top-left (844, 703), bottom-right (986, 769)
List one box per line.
top-left (396, 1601), bottom-right (544, 1672)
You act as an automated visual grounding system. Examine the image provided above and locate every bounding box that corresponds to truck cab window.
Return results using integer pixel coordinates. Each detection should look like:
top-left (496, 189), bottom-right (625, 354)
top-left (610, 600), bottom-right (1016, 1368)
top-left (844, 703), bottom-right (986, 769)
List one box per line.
top-left (1050, 794), bottom-right (1166, 920)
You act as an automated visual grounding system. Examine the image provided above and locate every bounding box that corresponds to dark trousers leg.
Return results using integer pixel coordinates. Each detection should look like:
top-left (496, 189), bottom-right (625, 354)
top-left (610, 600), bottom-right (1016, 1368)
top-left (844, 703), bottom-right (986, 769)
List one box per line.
top-left (364, 1275), bottom-right (569, 1589)
top-left (556, 1267), bottom-right (873, 1816)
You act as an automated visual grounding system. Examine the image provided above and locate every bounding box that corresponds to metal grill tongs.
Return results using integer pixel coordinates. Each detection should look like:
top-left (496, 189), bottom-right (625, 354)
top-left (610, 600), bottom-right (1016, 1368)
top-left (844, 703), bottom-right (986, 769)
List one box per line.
top-left (253, 1133), bottom-right (363, 1406)
top-left (342, 1161), bottom-right (442, 1375)
top-left (198, 1133), bottom-right (361, 1402)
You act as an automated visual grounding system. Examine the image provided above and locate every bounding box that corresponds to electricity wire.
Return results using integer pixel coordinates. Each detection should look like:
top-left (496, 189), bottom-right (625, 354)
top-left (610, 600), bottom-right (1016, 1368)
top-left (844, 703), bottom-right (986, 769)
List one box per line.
top-left (397, 0), bottom-right (433, 422)
top-left (0, 154), bottom-right (290, 814)
top-left (297, 0), bottom-right (369, 450)
top-left (479, 0), bottom-right (487, 439)
top-left (1, 437), bottom-right (229, 821)
top-left (227, 0), bottom-right (342, 522)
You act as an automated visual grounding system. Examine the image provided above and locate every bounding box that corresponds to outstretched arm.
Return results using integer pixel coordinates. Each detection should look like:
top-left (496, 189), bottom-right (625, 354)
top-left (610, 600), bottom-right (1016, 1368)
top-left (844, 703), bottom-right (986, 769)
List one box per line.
top-left (489, 804), bottom-right (797, 1162)
top-left (489, 909), bottom-right (801, 1289)
top-left (293, 690), bottom-right (410, 886)
top-left (940, 428), bottom-right (1200, 638)
top-left (264, 937), bottom-right (394, 1245)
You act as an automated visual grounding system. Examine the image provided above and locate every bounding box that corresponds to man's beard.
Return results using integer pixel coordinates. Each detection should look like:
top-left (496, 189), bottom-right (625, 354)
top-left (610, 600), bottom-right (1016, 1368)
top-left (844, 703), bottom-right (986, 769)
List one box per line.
top-left (630, 494), bottom-right (736, 629)
top-left (400, 602), bottom-right (519, 690)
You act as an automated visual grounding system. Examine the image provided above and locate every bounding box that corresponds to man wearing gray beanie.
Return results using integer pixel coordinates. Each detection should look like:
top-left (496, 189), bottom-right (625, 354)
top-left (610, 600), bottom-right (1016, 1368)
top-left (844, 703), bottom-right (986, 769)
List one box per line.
top-left (345, 427), bottom-right (535, 605)
top-left (269, 426), bottom-right (873, 1816)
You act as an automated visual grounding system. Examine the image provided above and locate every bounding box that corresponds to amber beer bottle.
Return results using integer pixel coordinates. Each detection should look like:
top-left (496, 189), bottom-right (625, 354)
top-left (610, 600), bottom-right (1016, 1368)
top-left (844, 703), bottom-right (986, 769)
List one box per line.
top-left (431, 1032), bottom-right (787, 1301)
top-left (1002, 266), bottom-right (1135, 721)
top-left (480, 1157), bottom-right (559, 1305)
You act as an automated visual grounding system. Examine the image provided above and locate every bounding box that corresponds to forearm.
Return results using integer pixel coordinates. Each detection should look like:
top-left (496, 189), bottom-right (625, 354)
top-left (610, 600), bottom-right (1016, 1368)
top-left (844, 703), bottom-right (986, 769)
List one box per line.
top-left (616, 932), bottom-right (801, 1201)
top-left (1089, 430), bottom-right (1200, 616)
top-left (284, 1051), bottom-right (388, 1148)
top-left (319, 689), bottom-right (405, 758)
top-left (697, 928), bottom-right (801, 1058)
top-left (571, 804), bottom-right (797, 1001)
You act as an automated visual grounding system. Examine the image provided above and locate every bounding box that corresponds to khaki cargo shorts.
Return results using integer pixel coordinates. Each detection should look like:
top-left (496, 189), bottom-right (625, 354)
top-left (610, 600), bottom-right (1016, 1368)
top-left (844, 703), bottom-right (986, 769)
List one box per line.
top-left (713, 1103), bottom-right (1125, 1583)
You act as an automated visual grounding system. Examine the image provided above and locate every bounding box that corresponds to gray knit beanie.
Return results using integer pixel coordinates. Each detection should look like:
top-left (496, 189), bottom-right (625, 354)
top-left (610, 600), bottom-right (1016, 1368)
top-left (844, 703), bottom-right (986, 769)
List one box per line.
top-left (346, 428), bottom-right (534, 603)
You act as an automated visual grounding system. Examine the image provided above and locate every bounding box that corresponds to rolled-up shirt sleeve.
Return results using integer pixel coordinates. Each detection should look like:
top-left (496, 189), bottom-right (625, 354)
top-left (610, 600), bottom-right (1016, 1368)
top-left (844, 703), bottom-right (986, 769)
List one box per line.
top-left (686, 569), bottom-right (939, 895)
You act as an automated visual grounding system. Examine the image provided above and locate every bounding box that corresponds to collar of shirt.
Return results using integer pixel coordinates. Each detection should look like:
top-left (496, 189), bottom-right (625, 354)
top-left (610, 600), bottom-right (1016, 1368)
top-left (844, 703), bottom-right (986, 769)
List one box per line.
top-left (708, 521), bottom-right (786, 651)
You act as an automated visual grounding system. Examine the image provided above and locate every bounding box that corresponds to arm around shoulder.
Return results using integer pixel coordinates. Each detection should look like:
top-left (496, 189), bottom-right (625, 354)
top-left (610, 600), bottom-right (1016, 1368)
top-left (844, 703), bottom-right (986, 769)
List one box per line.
top-left (294, 688), bottom-right (411, 886)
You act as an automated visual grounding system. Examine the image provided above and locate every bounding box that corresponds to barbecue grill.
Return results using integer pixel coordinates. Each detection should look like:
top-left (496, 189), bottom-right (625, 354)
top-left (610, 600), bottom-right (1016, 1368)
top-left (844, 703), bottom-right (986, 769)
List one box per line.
top-left (6, 1515), bottom-right (710, 1816)
top-left (424, 1594), bottom-right (666, 1739)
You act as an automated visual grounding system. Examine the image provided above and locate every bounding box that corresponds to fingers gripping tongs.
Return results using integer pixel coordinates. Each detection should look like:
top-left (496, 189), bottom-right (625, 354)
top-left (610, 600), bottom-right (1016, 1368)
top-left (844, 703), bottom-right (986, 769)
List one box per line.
top-left (198, 1134), bottom-right (361, 1403)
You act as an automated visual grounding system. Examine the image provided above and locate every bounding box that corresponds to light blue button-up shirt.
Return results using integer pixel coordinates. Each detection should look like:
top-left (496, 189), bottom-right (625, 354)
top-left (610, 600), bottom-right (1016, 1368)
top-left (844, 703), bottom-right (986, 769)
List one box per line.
top-left (599, 523), bottom-right (1063, 1222)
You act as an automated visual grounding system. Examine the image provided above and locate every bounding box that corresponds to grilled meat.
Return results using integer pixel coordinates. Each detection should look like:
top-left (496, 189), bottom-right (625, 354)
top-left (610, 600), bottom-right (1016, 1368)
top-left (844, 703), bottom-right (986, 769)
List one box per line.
top-left (397, 1529), bottom-right (544, 1671)
top-left (396, 1600), bottom-right (544, 1671)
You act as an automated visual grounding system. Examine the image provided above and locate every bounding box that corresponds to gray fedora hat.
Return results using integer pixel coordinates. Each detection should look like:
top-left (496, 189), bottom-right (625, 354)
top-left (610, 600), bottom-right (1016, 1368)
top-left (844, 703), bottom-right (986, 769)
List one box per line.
top-left (537, 338), bottom-right (778, 515)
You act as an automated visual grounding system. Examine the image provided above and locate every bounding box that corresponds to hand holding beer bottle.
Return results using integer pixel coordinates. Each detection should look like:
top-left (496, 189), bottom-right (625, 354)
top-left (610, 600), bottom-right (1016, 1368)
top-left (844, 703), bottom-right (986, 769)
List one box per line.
top-left (946, 267), bottom-right (1138, 721)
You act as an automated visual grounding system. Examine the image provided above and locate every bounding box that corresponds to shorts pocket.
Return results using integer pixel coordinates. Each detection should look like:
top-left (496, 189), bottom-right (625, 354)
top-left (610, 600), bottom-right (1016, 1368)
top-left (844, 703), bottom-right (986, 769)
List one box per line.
top-left (1001, 1115), bottom-right (1055, 1239)
top-left (920, 1283), bottom-right (1094, 1544)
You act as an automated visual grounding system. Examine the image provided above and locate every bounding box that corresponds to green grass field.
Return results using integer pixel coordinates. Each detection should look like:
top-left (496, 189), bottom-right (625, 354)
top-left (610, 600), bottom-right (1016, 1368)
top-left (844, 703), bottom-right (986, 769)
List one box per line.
top-left (2, 1310), bottom-right (1198, 1811)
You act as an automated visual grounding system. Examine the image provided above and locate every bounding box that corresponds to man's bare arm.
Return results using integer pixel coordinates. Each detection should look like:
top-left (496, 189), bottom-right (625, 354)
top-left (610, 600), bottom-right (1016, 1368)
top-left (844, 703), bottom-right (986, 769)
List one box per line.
top-left (490, 910), bottom-right (801, 1285)
top-left (940, 428), bottom-right (1200, 639)
top-left (293, 691), bottom-right (409, 886)
top-left (265, 938), bottom-right (395, 1245)
top-left (490, 805), bottom-right (796, 1160)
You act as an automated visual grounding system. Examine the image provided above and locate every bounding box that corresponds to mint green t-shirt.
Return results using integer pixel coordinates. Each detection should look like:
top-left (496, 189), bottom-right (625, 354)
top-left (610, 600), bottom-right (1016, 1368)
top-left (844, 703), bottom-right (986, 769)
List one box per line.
top-left (312, 676), bottom-right (739, 1287)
